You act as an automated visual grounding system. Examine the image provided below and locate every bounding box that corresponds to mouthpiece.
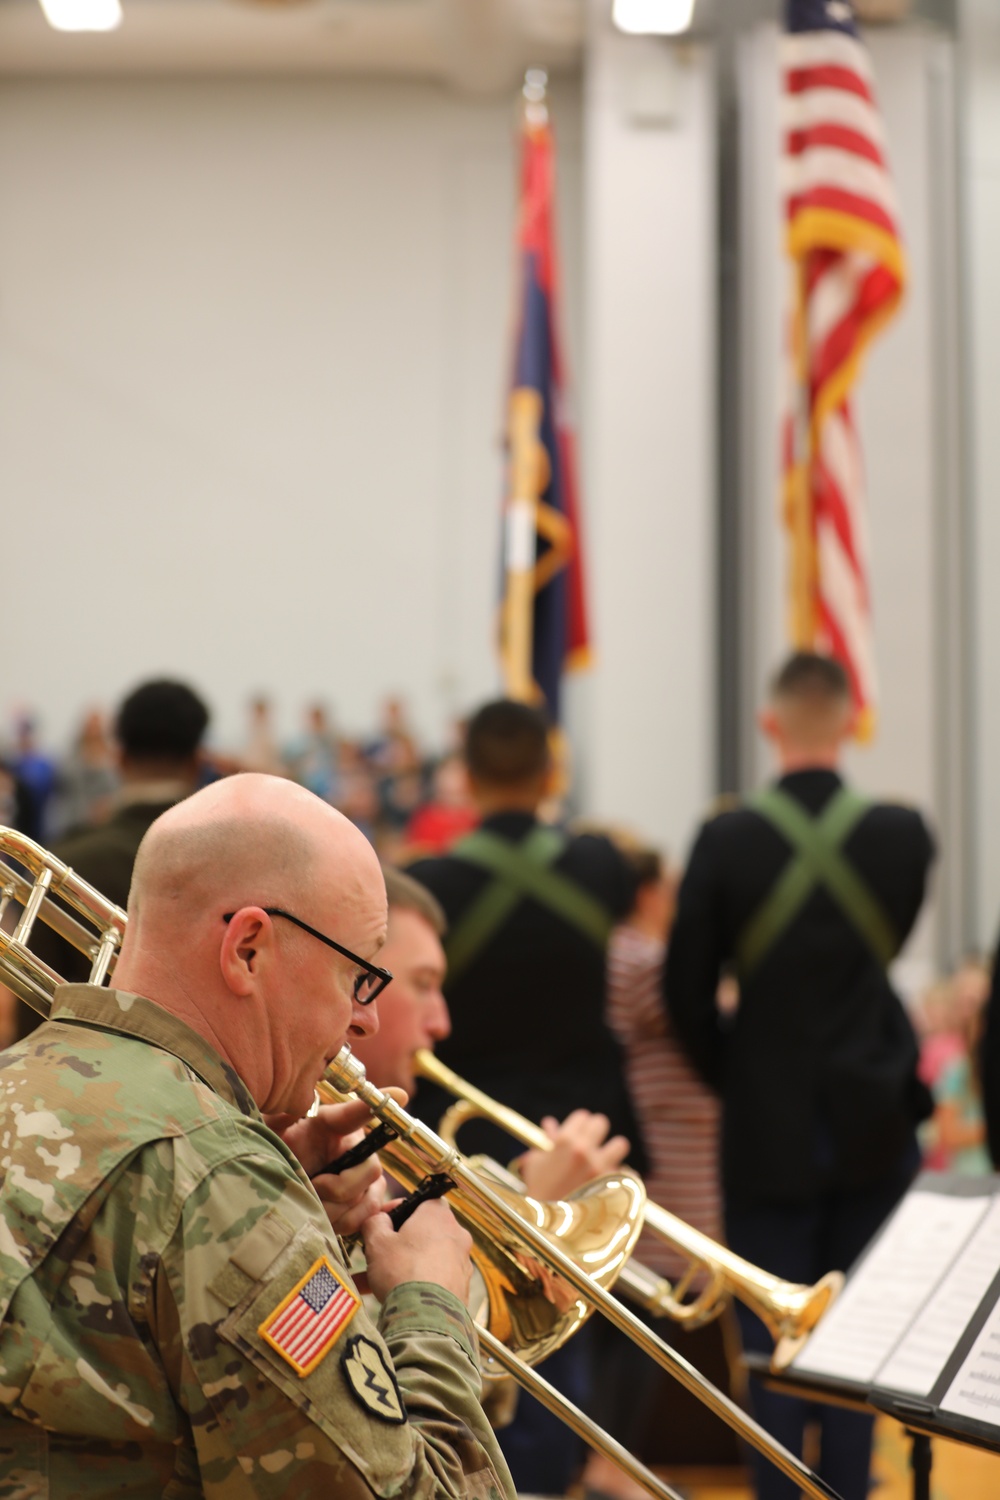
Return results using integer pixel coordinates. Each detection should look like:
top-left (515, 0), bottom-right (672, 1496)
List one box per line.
top-left (325, 1046), bottom-right (370, 1096)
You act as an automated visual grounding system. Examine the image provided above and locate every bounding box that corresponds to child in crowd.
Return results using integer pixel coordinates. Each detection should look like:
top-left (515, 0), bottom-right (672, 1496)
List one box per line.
top-left (582, 840), bottom-right (740, 1496)
top-left (918, 958), bottom-right (992, 1175)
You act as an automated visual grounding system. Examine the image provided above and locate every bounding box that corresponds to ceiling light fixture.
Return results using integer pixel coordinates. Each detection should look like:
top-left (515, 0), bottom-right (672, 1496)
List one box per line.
top-left (39, 0), bottom-right (123, 33)
top-left (612, 0), bottom-right (695, 35)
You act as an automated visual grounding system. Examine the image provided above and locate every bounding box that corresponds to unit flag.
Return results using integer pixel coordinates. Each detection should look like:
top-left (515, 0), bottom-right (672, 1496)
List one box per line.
top-left (499, 95), bottom-right (590, 722)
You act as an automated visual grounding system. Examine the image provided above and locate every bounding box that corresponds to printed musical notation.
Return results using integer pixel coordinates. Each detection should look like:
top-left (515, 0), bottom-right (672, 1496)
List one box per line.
top-left (876, 1198), bottom-right (1000, 1396)
top-left (941, 1298), bottom-right (1000, 1425)
top-left (792, 1191), bottom-right (992, 1386)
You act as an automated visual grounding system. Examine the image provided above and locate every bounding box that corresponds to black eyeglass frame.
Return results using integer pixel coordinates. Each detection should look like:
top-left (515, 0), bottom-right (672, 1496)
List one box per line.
top-left (222, 907), bottom-right (392, 1005)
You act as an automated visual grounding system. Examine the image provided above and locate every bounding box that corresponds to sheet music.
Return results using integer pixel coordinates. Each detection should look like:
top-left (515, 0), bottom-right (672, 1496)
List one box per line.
top-left (876, 1198), bottom-right (1000, 1395)
top-left (792, 1190), bottom-right (991, 1384)
top-left (941, 1295), bottom-right (1000, 1426)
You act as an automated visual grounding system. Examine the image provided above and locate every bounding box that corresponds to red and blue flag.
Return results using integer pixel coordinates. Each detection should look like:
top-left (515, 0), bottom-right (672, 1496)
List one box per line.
top-left (499, 108), bottom-right (590, 722)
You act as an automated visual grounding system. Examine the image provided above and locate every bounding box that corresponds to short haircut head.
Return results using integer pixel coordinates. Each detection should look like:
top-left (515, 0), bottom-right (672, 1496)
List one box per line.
top-left (770, 652), bottom-right (851, 707)
top-left (464, 699), bottom-right (550, 786)
top-left (116, 679), bottom-right (210, 763)
top-left (383, 866), bottom-right (446, 936)
top-left (622, 846), bottom-right (663, 890)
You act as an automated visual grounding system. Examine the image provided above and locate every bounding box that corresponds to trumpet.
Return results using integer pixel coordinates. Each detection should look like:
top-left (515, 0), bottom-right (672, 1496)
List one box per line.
top-left (415, 1048), bottom-right (842, 1370)
top-left (0, 828), bottom-right (844, 1500)
top-left (319, 1051), bottom-right (842, 1500)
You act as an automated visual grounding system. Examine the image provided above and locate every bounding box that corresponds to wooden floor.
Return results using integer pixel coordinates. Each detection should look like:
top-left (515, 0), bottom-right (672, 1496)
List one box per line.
top-left (869, 1419), bottom-right (1000, 1500)
top-left (671, 1417), bottom-right (1000, 1499)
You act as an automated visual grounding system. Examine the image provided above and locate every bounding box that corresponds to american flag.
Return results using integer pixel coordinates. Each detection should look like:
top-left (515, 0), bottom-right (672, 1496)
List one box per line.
top-left (781, 0), bottom-right (906, 737)
top-left (258, 1258), bottom-right (359, 1377)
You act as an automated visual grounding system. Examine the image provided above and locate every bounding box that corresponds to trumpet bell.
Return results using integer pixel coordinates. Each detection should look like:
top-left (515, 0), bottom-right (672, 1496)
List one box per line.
top-left (770, 1270), bottom-right (844, 1370)
top-left (417, 1048), bottom-right (846, 1363)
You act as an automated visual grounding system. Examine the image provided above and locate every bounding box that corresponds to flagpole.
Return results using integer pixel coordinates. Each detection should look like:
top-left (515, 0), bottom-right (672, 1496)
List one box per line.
top-left (503, 387), bottom-right (544, 702)
top-left (787, 260), bottom-right (817, 648)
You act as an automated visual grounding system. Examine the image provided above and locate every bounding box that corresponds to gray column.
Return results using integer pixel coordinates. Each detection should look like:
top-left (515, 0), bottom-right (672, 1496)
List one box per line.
top-left (579, 7), bottom-right (718, 859)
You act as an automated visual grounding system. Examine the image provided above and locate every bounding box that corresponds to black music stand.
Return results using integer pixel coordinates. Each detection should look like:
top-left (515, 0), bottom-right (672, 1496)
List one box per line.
top-left (743, 1354), bottom-right (934, 1500)
top-left (742, 1173), bottom-right (1000, 1500)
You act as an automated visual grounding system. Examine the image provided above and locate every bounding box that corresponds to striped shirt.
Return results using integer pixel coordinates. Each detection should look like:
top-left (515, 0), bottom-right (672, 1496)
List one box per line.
top-left (606, 925), bottom-right (722, 1278)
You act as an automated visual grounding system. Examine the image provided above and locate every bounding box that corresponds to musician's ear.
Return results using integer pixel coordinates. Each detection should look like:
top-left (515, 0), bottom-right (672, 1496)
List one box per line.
top-left (220, 908), bottom-right (272, 996)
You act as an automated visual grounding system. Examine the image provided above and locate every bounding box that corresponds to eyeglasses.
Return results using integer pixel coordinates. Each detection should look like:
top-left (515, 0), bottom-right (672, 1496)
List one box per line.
top-left (222, 907), bottom-right (392, 1005)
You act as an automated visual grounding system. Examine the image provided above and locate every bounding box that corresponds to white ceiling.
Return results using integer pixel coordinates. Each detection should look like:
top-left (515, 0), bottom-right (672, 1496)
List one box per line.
top-left (0, 0), bottom-right (585, 92)
top-left (0, 0), bottom-right (944, 91)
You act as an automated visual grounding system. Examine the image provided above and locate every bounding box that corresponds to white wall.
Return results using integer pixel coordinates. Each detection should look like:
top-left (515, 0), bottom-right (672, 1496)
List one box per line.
top-left (0, 75), bottom-right (583, 756)
top-left (0, 56), bottom-right (717, 857)
top-left (738, 25), bottom-right (963, 985)
top-left (580, 19), bottom-right (717, 858)
top-left (964, 0), bottom-right (1000, 949)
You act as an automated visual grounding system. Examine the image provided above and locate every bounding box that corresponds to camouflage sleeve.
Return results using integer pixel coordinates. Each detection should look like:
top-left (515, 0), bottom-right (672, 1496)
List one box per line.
top-left (156, 1143), bottom-right (515, 1500)
top-left (378, 1282), bottom-right (515, 1495)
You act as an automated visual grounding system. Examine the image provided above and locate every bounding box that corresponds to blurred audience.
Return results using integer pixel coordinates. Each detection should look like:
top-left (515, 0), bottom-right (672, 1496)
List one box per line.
top-left (980, 937), bottom-right (1000, 1168)
top-left (11, 716), bottom-right (57, 842)
top-left (366, 694), bottom-right (421, 776)
top-left (336, 739), bottom-right (380, 843)
top-left (584, 842), bottom-right (739, 1492)
top-left (608, 844), bottom-right (722, 1268)
top-left (285, 702), bottom-right (340, 802)
top-left (242, 694), bottom-right (284, 775)
top-left (54, 708), bottom-right (119, 836)
top-left (0, 756), bottom-right (41, 847)
top-left (403, 752), bottom-right (478, 856)
top-left (14, 678), bottom-right (210, 1039)
top-left (0, 689), bottom-right (486, 868)
top-left (916, 957), bottom-right (991, 1174)
top-left (366, 697), bottom-right (426, 858)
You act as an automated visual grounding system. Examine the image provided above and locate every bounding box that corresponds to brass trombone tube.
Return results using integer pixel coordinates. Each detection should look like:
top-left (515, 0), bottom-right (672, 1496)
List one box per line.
top-left (0, 836), bottom-right (127, 1008)
top-left (13, 866), bottom-right (52, 947)
top-left (476, 1325), bottom-right (687, 1500)
top-left (0, 832), bottom-right (128, 938)
top-left (415, 1049), bottom-right (842, 1366)
top-left (324, 1051), bottom-right (844, 1500)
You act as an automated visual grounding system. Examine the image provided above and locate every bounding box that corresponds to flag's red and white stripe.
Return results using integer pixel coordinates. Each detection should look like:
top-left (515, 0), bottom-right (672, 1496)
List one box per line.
top-left (780, 6), bottom-right (905, 735)
top-left (259, 1259), bottom-right (359, 1376)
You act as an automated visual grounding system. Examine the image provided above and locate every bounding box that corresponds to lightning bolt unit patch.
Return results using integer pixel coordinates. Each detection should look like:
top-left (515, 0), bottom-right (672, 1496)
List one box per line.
top-left (341, 1334), bottom-right (407, 1423)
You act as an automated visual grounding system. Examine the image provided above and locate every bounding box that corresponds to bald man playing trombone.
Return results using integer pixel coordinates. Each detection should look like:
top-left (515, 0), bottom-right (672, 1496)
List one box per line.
top-left (0, 774), bottom-right (514, 1500)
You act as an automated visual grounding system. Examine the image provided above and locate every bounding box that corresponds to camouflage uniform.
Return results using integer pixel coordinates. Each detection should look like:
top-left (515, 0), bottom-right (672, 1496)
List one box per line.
top-left (0, 986), bottom-right (515, 1500)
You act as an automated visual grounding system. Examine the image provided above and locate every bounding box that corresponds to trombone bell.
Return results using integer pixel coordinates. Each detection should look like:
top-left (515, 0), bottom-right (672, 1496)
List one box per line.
top-left (314, 1074), bottom-right (648, 1372)
top-left (463, 1155), bottom-right (646, 1367)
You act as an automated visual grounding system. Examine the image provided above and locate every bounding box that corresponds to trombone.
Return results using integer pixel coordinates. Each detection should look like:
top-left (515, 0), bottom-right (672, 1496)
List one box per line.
top-left (0, 829), bottom-right (844, 1500)
top-left (414, 1047), bottom-right (842, 1370)
top-left (319, 1051), bottom-right (843, 1500)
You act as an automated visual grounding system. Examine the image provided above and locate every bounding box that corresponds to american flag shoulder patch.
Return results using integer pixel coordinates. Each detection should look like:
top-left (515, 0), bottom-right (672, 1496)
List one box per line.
top-left (258, 1255), bottom-right (360, 1377)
